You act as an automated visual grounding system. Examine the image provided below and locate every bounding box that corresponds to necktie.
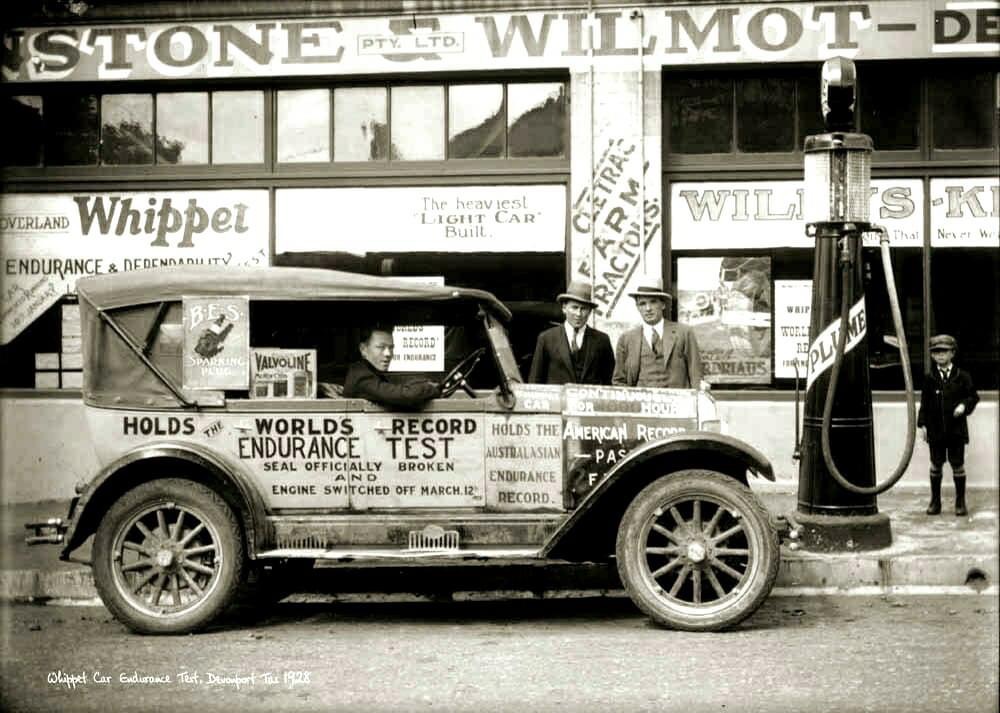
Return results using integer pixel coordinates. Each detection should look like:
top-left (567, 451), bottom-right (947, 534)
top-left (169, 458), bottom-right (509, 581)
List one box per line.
top-left (941, 368), bottom-right (950, 381)
top-left (570, 328), bottom-right (581, 356)
top-left (651, 329), bottom-right (661, 356)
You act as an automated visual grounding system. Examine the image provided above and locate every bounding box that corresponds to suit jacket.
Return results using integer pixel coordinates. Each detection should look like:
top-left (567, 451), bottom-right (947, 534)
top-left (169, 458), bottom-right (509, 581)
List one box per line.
top-left (612, 321), bottom-right (703, 388)
top-left (342, 359), bottom-right (440, 409)
top-left (529, 324), bottom-right (615, 385)
top-left (917, 365), bottom-right (979, 443)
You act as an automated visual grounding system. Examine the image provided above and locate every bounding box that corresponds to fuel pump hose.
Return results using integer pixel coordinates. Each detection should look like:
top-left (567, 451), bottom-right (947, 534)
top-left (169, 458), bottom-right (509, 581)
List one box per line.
top-left (820, 225), bottom-right (917, 495)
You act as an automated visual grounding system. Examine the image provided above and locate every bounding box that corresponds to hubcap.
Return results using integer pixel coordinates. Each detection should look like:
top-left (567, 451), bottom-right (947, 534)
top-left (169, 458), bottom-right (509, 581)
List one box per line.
top-left (686, 541), bottom-right (707, 563)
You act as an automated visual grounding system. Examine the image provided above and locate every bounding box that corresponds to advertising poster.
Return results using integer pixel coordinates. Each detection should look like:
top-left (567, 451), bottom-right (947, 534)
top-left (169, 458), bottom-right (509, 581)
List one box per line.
top-left (774, 280), bottom-right (813, 379)
top-left (275, 185), bottom-right (565, 255)
top-left (677, 257), bottom-right (772, 385)
top-left (0, 190), bottom-right (269, 344)
top-left (250, 348), bottom-right (317, 399)
top-left (390, 326), bottom-right (445, 373)
top-left (182, 297), bottom-right (250, 390)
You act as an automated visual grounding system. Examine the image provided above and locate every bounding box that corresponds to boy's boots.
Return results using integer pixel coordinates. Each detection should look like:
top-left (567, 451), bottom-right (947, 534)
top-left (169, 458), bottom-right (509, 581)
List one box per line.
top-left (926, 474), bottom-right (942, 515)
top-left (954, 475), bottom-right (968, 517)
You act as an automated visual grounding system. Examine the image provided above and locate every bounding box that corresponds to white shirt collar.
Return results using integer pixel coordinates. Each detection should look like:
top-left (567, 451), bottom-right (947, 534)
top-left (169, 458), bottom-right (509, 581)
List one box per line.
top-left (643, 320), bottom-right (665, 346)
top-left (564, 321), bottom-right (586, 347)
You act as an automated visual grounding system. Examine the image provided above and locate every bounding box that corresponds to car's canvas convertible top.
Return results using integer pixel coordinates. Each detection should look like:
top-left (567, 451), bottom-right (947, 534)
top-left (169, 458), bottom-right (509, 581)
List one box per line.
top-left (76, 265), bottom-right (512, 320)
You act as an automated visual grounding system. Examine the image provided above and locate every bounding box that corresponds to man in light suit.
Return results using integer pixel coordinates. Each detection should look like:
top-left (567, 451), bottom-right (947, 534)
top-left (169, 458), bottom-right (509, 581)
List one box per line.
top-left (528, 281), bottom-right (615, 385)
top-left (612, 279), bottom-right (705, 389)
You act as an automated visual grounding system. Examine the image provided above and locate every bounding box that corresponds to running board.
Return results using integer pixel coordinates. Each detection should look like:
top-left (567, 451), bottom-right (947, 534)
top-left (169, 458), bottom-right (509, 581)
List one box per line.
top-left (255, 547), bottom-right (544, 562)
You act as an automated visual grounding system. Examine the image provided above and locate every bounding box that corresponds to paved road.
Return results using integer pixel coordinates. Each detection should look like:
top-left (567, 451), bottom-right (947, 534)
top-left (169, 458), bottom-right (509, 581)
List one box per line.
top-left (2, 595), bottom-right (997, 713)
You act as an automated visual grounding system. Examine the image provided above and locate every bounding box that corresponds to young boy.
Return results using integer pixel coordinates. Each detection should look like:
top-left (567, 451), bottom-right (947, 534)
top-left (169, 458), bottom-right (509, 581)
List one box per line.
top-left (917, 334), bottom-right (979, 516)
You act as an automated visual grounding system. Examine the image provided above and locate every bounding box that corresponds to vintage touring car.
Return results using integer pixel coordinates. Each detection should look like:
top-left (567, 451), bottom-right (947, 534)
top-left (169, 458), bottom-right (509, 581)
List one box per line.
top-left (28, 265), bottom-right (780, 634)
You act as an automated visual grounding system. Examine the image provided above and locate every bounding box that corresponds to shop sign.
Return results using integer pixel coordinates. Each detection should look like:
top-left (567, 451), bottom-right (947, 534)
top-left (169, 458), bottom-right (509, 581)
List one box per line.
top-left (4, 2), bottom-right (996, 82)
top-left (182, 297), bottom-right (250, 391)
top-left (670, 180), bottom-right (924, 250)
top-left (774, 280), bottom-right (812, 379)
top-left (275, 185), bottom-right (565, 254)
top-left (929, 177), bottom-right (1000, 248)
top-left (0, 190), bottom-right (269, 344)
top-left (677, 256), bottom-right (772, 385)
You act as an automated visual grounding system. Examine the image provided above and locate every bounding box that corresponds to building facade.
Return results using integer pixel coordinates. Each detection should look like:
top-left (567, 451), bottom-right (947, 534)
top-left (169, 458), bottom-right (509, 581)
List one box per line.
top-left (2, 0), bottom-right (997, 500)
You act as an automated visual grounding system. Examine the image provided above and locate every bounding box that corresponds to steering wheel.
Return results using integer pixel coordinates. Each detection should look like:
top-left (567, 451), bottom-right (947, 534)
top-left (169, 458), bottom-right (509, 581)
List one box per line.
top-left (440, 348), bottom-right (486, 398)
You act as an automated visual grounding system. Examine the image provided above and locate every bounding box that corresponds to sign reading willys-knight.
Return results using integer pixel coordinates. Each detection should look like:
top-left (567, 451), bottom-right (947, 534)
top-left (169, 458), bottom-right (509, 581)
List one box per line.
top-left (929, 177), bottom-right (1000, 248)
top-left (0, 190), bottom-right (269, 344)
top-left (4, 3), bottom-right (996, 82)
top-left (275, 185), bottom-right (564, 254)
top-left (670, 180), bottom-right (924, 250)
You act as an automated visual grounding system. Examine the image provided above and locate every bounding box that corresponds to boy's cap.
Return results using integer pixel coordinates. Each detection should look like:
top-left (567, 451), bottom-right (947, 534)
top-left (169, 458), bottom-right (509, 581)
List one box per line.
top-left (929, 334), bottom-right (957, 352)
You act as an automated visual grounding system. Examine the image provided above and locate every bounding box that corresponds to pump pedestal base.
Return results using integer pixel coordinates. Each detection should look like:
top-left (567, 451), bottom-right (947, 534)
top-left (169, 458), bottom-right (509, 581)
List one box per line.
top-left (793, 512), bottom-right (892, 552)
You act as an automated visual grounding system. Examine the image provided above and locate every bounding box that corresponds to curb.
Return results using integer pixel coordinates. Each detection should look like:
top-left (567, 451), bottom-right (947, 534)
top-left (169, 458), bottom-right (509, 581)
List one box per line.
top-left (3, 550), bottom-right (996, 604)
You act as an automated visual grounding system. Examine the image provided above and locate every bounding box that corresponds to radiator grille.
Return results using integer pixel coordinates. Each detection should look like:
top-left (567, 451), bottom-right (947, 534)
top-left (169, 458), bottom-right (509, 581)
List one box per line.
top-left (407, 525), bottom-right (460, 551)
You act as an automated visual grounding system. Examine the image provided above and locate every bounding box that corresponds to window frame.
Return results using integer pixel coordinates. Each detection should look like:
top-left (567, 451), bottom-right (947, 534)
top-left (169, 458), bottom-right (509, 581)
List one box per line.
top-left (663, 61), bottom-right (999, 172)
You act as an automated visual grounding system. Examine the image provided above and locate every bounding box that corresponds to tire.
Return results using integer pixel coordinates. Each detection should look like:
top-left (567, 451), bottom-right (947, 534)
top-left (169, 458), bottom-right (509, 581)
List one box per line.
top-left (92, 478), bottom-right (245, 634)
top-left (616, 469), bottom-right (779, 632)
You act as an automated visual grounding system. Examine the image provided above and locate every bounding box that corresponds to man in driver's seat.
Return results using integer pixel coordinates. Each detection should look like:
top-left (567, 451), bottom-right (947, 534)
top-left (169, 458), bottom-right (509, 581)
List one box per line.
top-left (343, 326), bottom-right (441, 409)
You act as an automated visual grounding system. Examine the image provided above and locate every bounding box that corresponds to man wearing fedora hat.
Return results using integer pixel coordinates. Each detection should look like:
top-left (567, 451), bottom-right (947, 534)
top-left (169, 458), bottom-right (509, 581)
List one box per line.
top-left (528, 281), bottom-right (615, 385)
top-left (612, 278), bottom-right (704, 390)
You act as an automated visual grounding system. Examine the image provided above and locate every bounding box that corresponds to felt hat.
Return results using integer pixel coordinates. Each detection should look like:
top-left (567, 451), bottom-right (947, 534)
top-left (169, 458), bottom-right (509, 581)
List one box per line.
top-left (557, 281), bottom-right (598, 308)
top-left (929, 334), bottom-right (957, 352)
top-left (627, 278), bottom-right (672, 302)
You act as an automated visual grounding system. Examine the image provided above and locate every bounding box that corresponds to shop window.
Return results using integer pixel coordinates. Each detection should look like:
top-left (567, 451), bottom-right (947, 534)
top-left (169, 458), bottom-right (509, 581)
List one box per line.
top-left (449, 84), bottom-right (505, 158)
top-left (101, 94), bottom-right (154, 165)
top-left (211, 91), bottom-right (264, 164)
top-left (333, 86), bottom-right (389, 161)
top-left (0, 298), bottom-right (82, 389)
top-left (858, 66), bottom-right (920, 151)
top-left (928, 249), bottom-right (999, 390)
top-left (930, 69), bottom-right (996, 150)
top-left (277, 89), bottom-right (330, 163)
top-left (667, 70), bottom-right (852, 158)
top-left (666, 77), bottom-right (733, 154)
top-left (391, 86), bottom-right (445, 160)
top-left (2, 95), bottom-right (43, 166)
top-left (156, 92), bottom-right (209, 164)
top-left (736, 77), bottom-right (795, 153)
top-left (507, 82), bottom-right (566, 157)
top-left (795, 71), bottom-right (825, 147)
top-left (43, 94), bottom-right (99, 166)
top-left (666, 62), bottom-right (996, 161)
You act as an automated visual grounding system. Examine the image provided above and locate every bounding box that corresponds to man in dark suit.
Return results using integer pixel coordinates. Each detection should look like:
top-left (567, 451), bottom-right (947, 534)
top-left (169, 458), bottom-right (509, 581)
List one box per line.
top-left (612, 279), bottom-right (705, 389)
top-left (528, 281), bottom-right (614, 385)
top-left (343, 326), bottom-right (441, 409)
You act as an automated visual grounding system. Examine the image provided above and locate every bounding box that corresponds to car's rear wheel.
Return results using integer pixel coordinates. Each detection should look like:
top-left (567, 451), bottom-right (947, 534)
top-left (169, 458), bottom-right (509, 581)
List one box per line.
top-left (92, 478), bottom-right (245, 634)
top-left (616, 469), bottom-right (779, 632)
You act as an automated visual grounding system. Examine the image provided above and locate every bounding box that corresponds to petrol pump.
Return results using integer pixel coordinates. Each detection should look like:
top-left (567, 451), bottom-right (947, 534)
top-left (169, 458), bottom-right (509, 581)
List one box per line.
top-left (793, 57), bottom-right (917, 552)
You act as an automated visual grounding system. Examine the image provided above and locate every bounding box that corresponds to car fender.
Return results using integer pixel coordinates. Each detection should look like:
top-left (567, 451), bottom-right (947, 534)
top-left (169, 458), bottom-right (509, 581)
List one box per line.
top-left (60, 442), bottom-right (271, 561)
top-left (543, 431), bottom-right (774, 558)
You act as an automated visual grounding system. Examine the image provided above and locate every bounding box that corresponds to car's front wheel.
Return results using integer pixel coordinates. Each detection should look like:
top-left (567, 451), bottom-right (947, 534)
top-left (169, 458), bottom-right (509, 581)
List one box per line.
top-left (616, 469), bottom-right (779, 631)
top-left (92, 478), bottom-right (245, 634)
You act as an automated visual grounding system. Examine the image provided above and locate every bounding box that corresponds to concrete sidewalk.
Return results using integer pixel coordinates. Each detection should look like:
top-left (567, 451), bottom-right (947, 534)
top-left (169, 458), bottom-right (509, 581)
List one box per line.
top-left (2, 486), bottom-right (997, 603)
